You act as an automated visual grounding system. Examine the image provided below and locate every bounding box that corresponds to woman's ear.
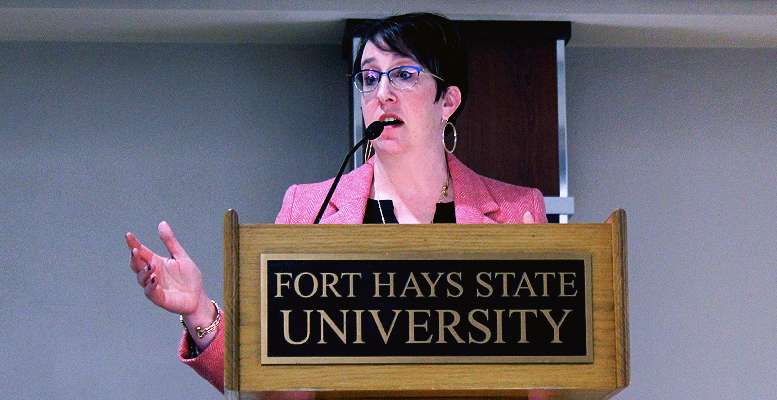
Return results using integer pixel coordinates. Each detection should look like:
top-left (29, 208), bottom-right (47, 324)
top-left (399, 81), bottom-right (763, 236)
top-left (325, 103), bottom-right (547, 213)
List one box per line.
top-left (441, 85), bottom-right (462, 120)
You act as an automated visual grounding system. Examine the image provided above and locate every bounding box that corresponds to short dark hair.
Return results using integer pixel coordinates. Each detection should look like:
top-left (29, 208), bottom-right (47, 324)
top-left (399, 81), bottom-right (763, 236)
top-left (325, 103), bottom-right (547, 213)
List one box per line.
top-left (352, 13), bottom-right (468, 123)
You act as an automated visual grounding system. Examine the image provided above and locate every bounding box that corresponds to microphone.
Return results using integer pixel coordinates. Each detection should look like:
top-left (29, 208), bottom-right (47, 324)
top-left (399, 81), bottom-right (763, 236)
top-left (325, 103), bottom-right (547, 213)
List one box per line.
top-left (365, 120), bottom-right (388, 140)
top-left (313, 120), bottom-right (400, 224)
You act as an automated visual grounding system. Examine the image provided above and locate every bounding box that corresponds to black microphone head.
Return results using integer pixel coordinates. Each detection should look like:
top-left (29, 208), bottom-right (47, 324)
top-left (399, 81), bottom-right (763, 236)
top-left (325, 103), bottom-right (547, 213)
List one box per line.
top-left (365, 121), bottom-right (385, 140)
top-left (365, 120), bottom-right (401, 140)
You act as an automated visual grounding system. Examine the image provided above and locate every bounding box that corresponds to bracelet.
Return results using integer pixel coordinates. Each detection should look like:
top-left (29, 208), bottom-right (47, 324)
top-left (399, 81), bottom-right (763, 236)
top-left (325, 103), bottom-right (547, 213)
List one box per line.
top-left (180, 299), bottom-right (221, 339)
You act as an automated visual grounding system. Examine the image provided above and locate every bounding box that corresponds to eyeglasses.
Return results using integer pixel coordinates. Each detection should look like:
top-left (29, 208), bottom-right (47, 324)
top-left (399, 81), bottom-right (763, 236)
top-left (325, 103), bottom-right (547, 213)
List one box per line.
top-left (352, 65), bottom-right (443, 93)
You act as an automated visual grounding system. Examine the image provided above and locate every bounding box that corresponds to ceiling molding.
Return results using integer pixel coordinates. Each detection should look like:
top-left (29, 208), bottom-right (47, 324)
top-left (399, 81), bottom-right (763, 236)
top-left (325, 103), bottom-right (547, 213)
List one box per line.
top-left (1, 4), bottom-right (775, 47)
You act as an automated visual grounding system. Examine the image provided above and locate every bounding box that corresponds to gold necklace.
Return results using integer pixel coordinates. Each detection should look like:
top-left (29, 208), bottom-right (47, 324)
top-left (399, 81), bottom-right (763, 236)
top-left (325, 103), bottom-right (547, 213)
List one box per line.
top-left (439, 173), bottom-right (450, 201)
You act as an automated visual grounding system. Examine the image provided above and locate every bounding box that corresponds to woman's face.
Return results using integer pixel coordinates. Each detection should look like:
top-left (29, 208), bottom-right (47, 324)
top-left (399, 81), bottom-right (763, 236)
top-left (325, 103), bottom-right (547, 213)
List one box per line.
top-left (359, 40), bottom-right (460, 156)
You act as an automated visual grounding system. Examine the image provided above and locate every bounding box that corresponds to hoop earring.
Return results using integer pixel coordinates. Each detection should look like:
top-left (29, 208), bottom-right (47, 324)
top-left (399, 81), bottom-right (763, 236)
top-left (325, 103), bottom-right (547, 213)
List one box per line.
top-left (442, 121), bottom-right (457, 154)
top-left (364, 140), bottom-right (373, 164)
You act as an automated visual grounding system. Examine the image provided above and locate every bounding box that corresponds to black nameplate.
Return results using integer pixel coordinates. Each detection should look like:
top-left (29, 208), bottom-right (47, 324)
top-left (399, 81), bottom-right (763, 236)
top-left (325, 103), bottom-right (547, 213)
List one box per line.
top-left (260, 254), bottom-right (592, 364)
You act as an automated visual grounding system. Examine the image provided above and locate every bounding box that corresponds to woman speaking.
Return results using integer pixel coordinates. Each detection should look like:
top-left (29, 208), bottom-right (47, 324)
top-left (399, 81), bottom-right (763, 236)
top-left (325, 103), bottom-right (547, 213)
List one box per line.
top-left (125, 13), bottom-right (547, 393)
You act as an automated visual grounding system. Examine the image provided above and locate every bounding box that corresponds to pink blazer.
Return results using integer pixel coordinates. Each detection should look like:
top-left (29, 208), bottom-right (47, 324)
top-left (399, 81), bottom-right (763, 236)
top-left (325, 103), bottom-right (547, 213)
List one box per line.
top-left (276, 153), bottom-right (547, 224)
top-left (179, 152), bottom-right (548, 392)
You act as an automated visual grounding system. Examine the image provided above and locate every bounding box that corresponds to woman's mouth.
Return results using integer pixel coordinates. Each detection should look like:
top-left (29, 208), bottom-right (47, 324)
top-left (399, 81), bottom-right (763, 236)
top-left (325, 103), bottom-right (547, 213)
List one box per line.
top-left (379, 114), bottom-right (404, 127)
top-left (382, 119), bottom-right (402, 128)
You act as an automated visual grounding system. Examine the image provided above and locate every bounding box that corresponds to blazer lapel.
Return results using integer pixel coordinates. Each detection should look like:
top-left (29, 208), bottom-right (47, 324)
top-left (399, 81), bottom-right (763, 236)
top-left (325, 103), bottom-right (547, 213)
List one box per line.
top-left (318, 161), bottom-right (374, 224)
top-left (448, 153), bottom-right (499, 224)
top-left (318, 154), bottom-right (498, 224)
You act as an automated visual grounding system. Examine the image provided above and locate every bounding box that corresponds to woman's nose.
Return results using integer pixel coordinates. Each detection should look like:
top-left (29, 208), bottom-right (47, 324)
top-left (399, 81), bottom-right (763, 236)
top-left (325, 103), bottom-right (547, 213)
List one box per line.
top-left (375, 75), bottom-right (396, 103)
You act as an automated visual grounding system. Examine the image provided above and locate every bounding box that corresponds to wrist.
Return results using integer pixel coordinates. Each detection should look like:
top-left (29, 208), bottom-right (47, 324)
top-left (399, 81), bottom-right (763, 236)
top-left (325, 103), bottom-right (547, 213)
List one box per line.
top-left (182, 294), bottom-right (219, 337)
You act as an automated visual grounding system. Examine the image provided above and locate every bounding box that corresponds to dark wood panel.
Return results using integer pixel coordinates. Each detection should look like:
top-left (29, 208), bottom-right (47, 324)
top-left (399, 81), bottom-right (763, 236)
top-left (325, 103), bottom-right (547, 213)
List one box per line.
top-left (455, 37), bottom-right (559, 196)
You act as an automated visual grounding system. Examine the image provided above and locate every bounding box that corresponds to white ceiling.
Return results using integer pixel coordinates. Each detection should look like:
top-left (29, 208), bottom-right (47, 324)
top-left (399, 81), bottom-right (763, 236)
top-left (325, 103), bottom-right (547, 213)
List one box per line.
top-left (1, 1), bottom-right (775, 47)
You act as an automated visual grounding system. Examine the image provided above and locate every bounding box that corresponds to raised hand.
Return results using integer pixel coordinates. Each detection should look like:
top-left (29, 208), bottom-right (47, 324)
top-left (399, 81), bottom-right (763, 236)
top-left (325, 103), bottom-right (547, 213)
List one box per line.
top-left (126, 221), bottom-right (209, 317)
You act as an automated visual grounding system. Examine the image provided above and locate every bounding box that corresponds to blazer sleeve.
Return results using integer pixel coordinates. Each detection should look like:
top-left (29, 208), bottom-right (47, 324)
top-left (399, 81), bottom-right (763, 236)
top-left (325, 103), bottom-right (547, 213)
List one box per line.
top-left (274, 184), bottom-right (298, 224)
top-left (178, 325), bottom-right (225, 393)
top-left (531, 188), bottom-right (548, 224)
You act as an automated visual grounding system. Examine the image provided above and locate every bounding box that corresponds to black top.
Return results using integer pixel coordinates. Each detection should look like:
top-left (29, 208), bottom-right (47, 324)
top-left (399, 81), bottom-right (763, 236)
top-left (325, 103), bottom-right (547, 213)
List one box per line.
top-left (364, 199), bottom-right (456, 224)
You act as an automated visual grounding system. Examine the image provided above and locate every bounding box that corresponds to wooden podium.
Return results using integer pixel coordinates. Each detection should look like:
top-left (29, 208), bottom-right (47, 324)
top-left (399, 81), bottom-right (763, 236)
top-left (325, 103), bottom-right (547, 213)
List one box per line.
top-left (223, 210), bottom-right (629, 399)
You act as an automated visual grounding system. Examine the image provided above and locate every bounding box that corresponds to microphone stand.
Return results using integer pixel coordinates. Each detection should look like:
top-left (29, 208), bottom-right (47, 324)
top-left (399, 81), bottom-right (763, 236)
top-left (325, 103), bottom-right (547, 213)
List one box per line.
top-left (313, 120), bottom-right (398, 224)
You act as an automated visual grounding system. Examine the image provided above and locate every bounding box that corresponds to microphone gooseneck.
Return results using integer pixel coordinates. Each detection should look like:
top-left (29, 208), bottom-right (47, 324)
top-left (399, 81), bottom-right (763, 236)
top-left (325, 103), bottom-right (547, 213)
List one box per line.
top-left (313, 120), bottom-right (400, 224)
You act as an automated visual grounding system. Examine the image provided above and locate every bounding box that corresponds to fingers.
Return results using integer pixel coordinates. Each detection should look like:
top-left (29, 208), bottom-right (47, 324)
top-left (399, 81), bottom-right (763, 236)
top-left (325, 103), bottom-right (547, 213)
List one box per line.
top-left (158, 221), bottom-right (189, 260)
top-left (125, 231), bottom-right (140, 250)
top-left (132, 244), bottom-right (166, 276)
top-left (135, 261), bottom-right (154, 287)
top-left (522, 211), bottom-right (536, 224)
top-left (126, 227), bottom-right (172, 310)
top-left (143, 271), bottom-right (164, 305)
top-left (134, 249), bottom-right (166, 307)
top-left (126, 232), bottom-right (147, 273)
